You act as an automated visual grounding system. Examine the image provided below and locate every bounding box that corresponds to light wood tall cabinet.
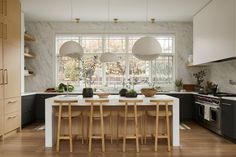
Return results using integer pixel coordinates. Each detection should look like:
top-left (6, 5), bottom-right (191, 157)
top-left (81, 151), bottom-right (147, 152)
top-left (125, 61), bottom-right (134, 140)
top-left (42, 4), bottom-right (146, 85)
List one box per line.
top-left (0, 0), bottom-right (21, 139)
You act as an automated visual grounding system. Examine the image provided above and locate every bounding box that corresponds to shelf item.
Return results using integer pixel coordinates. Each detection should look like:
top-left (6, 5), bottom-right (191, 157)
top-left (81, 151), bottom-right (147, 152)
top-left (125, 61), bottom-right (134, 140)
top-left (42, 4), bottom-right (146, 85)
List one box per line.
top-left (24, 53), bottom-right (35, 58)
top-left (24, 33), bottom-right (36, 41)
top-left (186, 64), bottom-right (206, 68)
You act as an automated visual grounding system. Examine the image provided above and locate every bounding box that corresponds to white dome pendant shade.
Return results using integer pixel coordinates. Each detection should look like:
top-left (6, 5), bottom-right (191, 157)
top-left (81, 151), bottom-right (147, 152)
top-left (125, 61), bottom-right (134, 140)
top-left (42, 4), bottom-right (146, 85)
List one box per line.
top-left (132, 36), bottom-right (162, 61)
top-left (100, 52), bottom-right (119, 63)
top-left (59, 41), bottom-right (84, 59)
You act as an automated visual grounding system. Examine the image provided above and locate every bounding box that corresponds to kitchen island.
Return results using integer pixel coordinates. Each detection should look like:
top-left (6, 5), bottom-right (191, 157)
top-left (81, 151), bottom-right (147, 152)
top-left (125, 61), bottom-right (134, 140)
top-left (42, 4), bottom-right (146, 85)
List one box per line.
top-left (45, 94), bottom-right (180, 147)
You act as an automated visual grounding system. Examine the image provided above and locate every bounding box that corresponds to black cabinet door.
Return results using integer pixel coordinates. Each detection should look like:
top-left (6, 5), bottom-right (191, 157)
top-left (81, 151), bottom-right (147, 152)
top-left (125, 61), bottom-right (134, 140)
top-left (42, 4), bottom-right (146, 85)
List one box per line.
top-left (167, 94), bottom-right (194, 121)
top-left (21, 95), bottom-right (36, 126)
top-left (221, 99), bottom-right (236, 139)
top-left (34, 94), bottom-right (58, 122)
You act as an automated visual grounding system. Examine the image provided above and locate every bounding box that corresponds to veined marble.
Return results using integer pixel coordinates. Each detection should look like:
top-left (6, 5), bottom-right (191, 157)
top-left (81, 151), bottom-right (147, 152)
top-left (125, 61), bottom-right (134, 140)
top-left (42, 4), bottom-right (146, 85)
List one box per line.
top-left (25, 21), bottom-right (203, 92)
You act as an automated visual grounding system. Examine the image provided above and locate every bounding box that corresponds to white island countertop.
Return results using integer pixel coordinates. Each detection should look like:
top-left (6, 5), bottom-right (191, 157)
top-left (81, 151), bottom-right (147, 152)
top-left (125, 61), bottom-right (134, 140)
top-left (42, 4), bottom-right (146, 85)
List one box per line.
top-left (45, 94), bottom-right (180, 148)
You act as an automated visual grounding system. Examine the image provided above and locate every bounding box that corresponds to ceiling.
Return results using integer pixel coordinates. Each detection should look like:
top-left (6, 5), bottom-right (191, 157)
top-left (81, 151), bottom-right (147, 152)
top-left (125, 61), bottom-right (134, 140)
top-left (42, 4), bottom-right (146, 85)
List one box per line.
top-left (20, 0), bottom-right (211, 22)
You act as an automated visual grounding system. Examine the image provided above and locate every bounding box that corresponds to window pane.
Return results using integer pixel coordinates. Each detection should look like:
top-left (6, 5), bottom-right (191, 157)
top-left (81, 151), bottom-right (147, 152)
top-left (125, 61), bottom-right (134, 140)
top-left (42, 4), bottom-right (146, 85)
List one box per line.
top-left (81, 55), bottom-right (102, 86)
top-left (152, 56), bottom-right (174, 83)
top-left (105, 36), bottom-right (126, 53)
top-left (157, 36), bottom-right (174, 53)
top-left (129, 56), bottom-right (149, 83)
top-left (105, 55), bottom-right (126, 85)
top-left (81, 36), bottom-right (103, 53)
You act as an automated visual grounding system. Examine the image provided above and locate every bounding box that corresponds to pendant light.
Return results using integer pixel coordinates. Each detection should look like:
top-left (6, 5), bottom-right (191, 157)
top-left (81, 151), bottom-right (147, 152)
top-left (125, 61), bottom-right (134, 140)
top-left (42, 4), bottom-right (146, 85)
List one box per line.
top-left (132, 0), bottom-right (162, 61)
top-left (59, 0), bottom-right (83, 59)
top-left (100, 0), bottom-right (119, 63)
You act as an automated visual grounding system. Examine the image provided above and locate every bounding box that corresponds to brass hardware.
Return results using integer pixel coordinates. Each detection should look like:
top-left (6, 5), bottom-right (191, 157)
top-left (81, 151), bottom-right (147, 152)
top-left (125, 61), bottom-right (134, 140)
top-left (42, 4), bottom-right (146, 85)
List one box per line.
top-left (75, 18), bottom-right (80, 23)
top-left (0, 69), bottom-right (3, 85)
top-left (151, 18), bottom-right (155, 23)
top-left (8, 100), bottom-right (17, 104)
top-left (4, 69), bottom-right (8, 84)
top-left (7, 115), bottom-right (17, 119)
top-left (113, 18), bottom-right (118, 23)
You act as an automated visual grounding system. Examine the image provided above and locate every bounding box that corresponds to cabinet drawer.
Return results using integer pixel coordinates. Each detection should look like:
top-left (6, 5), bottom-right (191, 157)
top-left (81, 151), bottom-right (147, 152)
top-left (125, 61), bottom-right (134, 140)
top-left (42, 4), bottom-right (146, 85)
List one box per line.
top-left (4, 112), bottom-right (19, 133)
top-left (5, 97), bottom-right (20, 114)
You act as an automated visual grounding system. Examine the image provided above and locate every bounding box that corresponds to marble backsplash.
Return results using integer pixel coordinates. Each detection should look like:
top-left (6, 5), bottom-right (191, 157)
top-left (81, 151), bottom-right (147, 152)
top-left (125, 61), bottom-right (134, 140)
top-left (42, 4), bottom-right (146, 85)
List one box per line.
top-left (24, 21), bottom-right (203, 92)
top-left (207, 60), bottom-right (236, 93)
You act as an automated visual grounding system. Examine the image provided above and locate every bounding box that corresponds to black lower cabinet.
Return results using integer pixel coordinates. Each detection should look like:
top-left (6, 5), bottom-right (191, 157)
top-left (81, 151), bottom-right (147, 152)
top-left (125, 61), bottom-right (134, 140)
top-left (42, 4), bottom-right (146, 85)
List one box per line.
top-left (221, 99), bottom-right (236, 142)
top-left (34, 94), bottom-right (58, 122)
top-left (21, 95), bottom-right (36, 126)
top-left (166, 94), bottom-right (194, 122)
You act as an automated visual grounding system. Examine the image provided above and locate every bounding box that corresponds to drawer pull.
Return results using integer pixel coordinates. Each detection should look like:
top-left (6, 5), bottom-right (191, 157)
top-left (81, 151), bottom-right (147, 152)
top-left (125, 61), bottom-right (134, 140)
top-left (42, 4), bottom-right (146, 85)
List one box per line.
top-left (8, 100), bottom-right (17, 104)
top-left (222, 103), bottom-right (232, 106)
top-left (7, 115), bottom-right (17, 119)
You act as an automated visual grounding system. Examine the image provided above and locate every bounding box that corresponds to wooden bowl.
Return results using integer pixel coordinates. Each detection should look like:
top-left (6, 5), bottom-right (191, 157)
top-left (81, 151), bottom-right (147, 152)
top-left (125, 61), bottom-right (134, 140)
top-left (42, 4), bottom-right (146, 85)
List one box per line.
top-left (96, 93), bottom-right (110, 98)
top-left (141, 88), bottom-right (157, 97)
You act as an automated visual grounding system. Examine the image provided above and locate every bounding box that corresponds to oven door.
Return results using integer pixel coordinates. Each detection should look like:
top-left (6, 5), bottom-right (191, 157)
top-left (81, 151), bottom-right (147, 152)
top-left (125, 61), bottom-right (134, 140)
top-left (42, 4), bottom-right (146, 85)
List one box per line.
top-left (209, 107), bottom-right (221, 130)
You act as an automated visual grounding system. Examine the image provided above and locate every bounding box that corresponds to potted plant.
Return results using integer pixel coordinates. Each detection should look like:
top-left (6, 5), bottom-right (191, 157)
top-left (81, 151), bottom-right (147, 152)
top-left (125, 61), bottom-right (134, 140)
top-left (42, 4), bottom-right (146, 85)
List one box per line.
top-left (126, 89), bottom-right (138, 98)
top-left (175, 79), bottom-right (183, 92)
top-left (193, 70), bottom-right (206, 92)
top-left (79, 56), bottom-right (98, 98)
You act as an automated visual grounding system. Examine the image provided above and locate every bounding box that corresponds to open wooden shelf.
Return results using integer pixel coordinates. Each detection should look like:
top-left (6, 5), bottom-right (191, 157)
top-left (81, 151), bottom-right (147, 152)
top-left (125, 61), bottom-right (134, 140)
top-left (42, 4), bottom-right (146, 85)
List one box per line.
top-left (24, 53), bottom-right (35, 58)
top-left (24, 74), bottom-right (34, 77)
top-left (186, 64), bottom-right (207, 68)
top-left (24, 33), bottom-right (36, 41)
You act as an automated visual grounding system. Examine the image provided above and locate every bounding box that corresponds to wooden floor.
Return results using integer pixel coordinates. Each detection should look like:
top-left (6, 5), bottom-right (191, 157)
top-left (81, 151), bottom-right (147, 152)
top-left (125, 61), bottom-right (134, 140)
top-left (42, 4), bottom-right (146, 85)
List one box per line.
top-left (0, 122), bottom-right (236, 157)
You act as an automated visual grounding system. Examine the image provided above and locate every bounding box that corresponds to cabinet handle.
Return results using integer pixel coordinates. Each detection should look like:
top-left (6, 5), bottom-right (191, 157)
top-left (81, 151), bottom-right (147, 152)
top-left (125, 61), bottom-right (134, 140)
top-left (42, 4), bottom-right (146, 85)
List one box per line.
top-left (3, 23), bottom-right (7, 40)
top-left (3, 0), bottom-right (7, 16)
top-left (4, 69), bottom-right (8, 84)
top-left (8, 100), bottom-right (17, 104)
top-left (7, 115), bottom-right (17, 119)
top-left (0, 69), bottom-right (3, 85)
top-left (222, 102), bottom-right (232, 106)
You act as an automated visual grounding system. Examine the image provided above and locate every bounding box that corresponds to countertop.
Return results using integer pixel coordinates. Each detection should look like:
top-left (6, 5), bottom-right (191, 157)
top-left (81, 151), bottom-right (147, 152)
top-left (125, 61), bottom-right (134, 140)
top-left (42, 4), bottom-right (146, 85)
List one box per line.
top-left (21, 91), bottom-right (195, 96)
top-left (222, 97), bottom-right (236, 101)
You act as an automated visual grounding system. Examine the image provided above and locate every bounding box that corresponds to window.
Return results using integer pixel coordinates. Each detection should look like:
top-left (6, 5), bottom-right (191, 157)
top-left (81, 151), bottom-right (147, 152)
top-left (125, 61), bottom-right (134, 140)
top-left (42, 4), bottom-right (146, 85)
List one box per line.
top-left (56, 34), bottom-right (175, 88)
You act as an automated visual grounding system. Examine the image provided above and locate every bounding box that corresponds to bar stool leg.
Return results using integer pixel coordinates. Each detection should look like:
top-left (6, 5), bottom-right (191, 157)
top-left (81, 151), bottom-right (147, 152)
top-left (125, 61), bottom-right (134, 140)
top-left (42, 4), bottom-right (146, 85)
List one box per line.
top-left (100, 105), bottom-right (105, 152)
top-left (123, 105), bottom-right (127, 152)
top-left (80, 113), bottom-right (84, 144)
top-left (88, 106), bottom-right (94, 152)
top-left (68, 105), bottom-right (73, 152)
top-left (134, 105), bottom-right (139, 153)
top-left (144, 112), bottom-right (147, 144)
top-left (117, 113), bottom-right (119, 144)
top-left (155, 106), bottom-right (159, 152)
top-left (56, 105), bottom-right (62, 152)
top-left (166, 105), bottom-right (171, 152)
top-left (110, 112), bottom-right (113, 144)
top-left (140, 115), bottom-right (143, 145)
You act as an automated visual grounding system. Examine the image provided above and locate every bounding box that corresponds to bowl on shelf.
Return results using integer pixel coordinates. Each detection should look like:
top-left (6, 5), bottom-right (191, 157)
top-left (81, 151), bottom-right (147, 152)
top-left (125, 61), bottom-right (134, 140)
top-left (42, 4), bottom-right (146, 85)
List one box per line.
top-left (96, 93), bottom-right (110, 98)
top-left (141, 88), bottom-right (157, 97)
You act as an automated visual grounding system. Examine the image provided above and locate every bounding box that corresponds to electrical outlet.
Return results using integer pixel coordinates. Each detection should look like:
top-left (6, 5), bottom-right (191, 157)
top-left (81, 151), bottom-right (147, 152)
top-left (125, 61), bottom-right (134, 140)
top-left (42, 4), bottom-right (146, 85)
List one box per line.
top-left (229, 80), bottom-right (236, 85)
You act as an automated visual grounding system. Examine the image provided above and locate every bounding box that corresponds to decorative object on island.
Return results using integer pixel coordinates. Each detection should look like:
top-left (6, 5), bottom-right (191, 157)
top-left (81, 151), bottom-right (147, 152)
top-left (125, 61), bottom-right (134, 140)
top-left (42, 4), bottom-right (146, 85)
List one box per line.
top-left (126, 89), bottom-right (138, 98)
top-left (205, 81), bottom-right (218, 95)
top-left (175, 79), bottom-right (183, 92)
top-left (97, 93), bottom-right (110, 98)
top-left (132, 0), bottom-right (162, 61)
top-left (80, 56), bottom-right (98, 98)
top-left (57, 83), bottom-right (74, 93)
top-left (141, 88), bottom-right (157, 97)
top-left (119, 88), bottom-right (128, 97)
top-left (193, 70), bottom-right (206, 92)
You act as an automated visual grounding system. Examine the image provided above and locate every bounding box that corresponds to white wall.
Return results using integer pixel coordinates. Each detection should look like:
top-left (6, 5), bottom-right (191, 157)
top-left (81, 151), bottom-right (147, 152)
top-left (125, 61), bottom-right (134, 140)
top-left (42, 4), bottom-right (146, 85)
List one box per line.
top-left (24, 21), bottom-right (201, 92)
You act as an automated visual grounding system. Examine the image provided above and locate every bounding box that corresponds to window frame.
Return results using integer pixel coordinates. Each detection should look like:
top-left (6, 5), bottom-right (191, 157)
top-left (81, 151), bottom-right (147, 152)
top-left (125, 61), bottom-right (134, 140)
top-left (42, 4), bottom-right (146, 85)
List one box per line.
top-left (55, 33), bottom-right (176, 88)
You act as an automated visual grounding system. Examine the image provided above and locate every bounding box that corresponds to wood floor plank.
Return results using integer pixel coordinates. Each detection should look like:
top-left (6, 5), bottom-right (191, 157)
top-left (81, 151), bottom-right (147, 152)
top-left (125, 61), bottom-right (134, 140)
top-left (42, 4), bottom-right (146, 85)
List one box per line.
top-left (0, 122), bottom-right (236, 157)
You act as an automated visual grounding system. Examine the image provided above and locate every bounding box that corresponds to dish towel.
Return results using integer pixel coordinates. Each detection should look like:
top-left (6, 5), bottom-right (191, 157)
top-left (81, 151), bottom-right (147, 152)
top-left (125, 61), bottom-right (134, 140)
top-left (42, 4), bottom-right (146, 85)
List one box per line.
top-left (204, 105), bottom-right (211, 121)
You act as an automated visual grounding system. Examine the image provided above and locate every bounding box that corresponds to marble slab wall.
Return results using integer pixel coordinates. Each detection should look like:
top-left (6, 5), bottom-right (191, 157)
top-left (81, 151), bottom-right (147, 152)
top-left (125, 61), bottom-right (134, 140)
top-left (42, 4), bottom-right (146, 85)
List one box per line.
top-left (207, 60), bottom-right (236, 93)
top-left (24, 21), bottom-right (201, 92)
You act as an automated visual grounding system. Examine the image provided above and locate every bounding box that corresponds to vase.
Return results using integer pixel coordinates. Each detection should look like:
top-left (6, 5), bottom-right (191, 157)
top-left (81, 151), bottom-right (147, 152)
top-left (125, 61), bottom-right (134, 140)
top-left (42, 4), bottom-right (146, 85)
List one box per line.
top-left (82, 88), bottom-right (93, 98)
top-left (119, 88), bottom-right (128, 97)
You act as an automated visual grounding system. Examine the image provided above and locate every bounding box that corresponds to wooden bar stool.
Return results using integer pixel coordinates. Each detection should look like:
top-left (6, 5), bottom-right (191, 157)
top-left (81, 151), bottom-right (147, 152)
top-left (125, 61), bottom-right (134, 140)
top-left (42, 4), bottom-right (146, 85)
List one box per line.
top-left (118, 99), bottom-right (143, 153)
top-left (54, 99), bottom-right (81, 152)
top-left (85, 99), bottom-right (112, 152)
top-left (147, 100), bottom-right (173, 152)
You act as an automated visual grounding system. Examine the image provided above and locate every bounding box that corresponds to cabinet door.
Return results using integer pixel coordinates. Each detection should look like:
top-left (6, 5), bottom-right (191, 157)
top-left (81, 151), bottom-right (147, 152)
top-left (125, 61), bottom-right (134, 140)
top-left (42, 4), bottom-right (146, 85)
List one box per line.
top-left (3, 42), bottom-right (20, 98)
top-left (0, 23), bottom-right (3, 100)
top-left (0, 99), bottom-right (3, 135)
top-left (221, 100), bottom-right (235, 138)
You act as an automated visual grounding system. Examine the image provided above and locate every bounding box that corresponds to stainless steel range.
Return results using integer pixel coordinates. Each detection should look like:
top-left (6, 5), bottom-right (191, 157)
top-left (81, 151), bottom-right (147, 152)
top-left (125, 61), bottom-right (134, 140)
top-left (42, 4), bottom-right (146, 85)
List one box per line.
top-left (194, 95), bottom-right (221, 134)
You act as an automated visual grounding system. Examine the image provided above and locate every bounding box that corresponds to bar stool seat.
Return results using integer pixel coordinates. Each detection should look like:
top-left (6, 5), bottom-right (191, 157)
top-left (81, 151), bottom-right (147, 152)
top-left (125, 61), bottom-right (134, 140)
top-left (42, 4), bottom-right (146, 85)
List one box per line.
top-left (55, 111), bottom-right (81, 118)
top-left (147, 110), bottom-right (172, 117)
top-left (118, 111), bottom-right (143, 118)
top-left (91, 111), bottom-right (111, 118)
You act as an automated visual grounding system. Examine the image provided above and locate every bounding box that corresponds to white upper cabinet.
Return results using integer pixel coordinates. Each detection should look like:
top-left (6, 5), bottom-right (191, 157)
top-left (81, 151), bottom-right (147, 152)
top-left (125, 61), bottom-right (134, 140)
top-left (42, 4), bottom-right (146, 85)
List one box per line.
top-left (193, 0), bottom-right (236, 65)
